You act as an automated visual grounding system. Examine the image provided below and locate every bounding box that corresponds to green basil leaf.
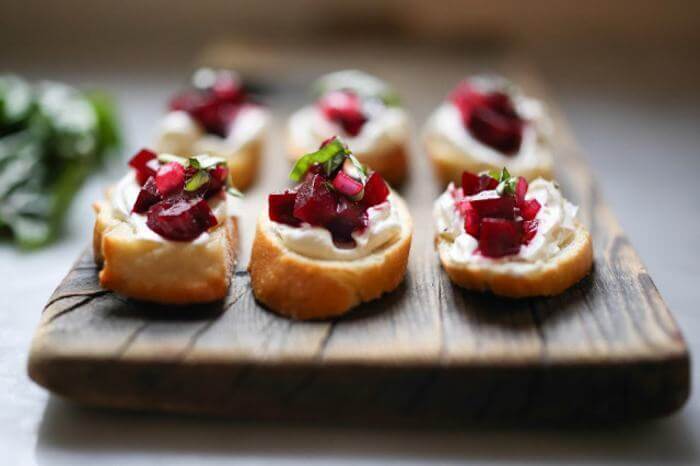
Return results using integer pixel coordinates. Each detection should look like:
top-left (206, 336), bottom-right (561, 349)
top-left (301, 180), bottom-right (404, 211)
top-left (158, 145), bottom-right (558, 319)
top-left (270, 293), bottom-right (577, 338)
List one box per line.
top-left (185, 170), bottom-right (210, 192)
top-left (189, 154), bottom-right (226, 170)
top-left (158, 153), bottom-right (188, 166)
top-left (289, 138), bottom-right (349, 182)
top-left (227, 186), bottom-right (243, 198)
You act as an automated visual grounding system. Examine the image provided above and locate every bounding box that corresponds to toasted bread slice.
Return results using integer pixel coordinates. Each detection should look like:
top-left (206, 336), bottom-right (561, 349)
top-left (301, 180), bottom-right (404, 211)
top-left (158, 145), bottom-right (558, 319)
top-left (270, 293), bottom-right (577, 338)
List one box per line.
top-left (93, 200), bottom-right (237, 304)
top-left (249, 194), bottom-right (413, 320)
top-left (425, 135), bottom-right (554, 186)
top-left (224, 139), bottom-right (262, 191)
top-left (287, 139), bottom-right (408, 187)
top-left (437, 223), bottom-right (592, 298)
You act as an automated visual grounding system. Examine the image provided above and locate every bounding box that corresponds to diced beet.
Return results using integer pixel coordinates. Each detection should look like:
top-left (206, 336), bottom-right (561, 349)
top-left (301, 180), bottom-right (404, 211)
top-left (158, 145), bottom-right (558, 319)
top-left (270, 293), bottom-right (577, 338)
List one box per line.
top-left (463, 202), bottom-right (480, 238)
top-left (269, 191), bottom-right (300, 226)
top-left (155, 162), bottom-right (185, 197)
top-left (128, 149), bottom-right (159, 185)
top-left (211, 73), bottom-right (243, 102)
top-left (461, 171), bottom-right (480, 195)
top-left (515, 176), bottom-right (528, 206)
top-left (318, 90), bottom-right (367, 137)
top-left (520, 198), bottom-right (541, 221)
top-left (450, 81), bottom-right (524, 155)
top-left (169, 89), bottom-right (240, 137)
top-left (478, 174), bottom-right (499, 192)
top-left (469, 193), bottom-right (516, 219)
top-left (326, 197), bottom-right (368, 243)
top-left (361, 172), bottom-right (390, 207)
top-left (521, 219), bottom-right (538, 245)
top-left (132, 177), bottom-right (161, 213)
top-left (146, 197), bottom-right (217, 241)
top-left (478, 218), bottom-right (522, 258)
top-left (332, 170), bottom-right (364, 198)
top-left (293, 174), bottom-right (338, 226)
top-left (205, 164), bottom-right (229, 197)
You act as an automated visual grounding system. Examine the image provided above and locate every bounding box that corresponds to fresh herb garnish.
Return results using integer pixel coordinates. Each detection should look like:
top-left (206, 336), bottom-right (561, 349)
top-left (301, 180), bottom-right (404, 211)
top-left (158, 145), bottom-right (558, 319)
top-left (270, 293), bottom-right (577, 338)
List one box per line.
top-left (289, 138), bottom-right (351, 181)
top-left (157, 153), bottom-right (187, 166)
top-left (189, 154), bottom-right (226, 170)
top-left (0, 75), bottom-right (120, 249)
top-left (227, 186), bottom-right (243, 198)
top-left (492, 167), bottom-right (518, 196)
top-left (184, 169), bottom-right (210, 192)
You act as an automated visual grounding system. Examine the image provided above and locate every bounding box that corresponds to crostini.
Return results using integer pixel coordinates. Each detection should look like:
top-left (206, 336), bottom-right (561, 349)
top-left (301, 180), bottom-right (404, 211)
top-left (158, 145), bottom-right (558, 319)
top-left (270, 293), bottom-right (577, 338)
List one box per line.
top-left (424, 75), bottom-right (553, 185)
top-left (434, 168), bottom-right (592, 297)
top-left (250, 136), bottom-right (412, 319)
top-left (286, 70), bottom-right (409, 186)
top-left (93, 148), bottom-right (240, 304)
top-left (153, 68), bottom-right (268, 191)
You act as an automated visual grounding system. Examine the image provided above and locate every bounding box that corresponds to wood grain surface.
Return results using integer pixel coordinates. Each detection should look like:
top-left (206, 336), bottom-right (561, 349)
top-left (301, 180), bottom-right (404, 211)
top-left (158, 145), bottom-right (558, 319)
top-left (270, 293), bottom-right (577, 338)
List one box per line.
top-left (27, 47), bottom-right (690, 424)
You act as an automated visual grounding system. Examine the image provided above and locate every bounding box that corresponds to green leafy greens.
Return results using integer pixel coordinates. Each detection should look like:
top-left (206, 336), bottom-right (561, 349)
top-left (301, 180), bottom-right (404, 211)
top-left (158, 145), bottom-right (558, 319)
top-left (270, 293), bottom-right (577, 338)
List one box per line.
top-left (289, 138), bottom-right (350, 182)
top-left (491, 167), bottom-right (518, 196)
top-left (0, 75), bottom-right (121, 249)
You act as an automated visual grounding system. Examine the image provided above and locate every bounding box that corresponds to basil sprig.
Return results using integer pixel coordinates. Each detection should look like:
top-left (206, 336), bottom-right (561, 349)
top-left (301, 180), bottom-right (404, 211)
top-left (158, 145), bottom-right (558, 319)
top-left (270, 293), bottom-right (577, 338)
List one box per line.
top-left (491, 167), bottom-right (518, 196)
top-left (289, 138), bottom-right (350, 182)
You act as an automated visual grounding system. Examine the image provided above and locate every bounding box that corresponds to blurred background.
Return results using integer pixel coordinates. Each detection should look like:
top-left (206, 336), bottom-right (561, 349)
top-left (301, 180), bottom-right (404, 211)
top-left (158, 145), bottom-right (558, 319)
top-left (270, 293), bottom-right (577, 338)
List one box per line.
top-left (2, 1), bottom-right (700, 464)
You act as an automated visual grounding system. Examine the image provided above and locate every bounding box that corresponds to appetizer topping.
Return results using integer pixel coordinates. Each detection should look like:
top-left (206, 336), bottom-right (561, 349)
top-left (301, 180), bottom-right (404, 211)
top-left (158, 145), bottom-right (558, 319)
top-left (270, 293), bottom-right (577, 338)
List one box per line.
top-left (269, 137), bottom-right (390, 244)
top-left (450, 81), bottom-right (524, 155)
top-left (454, 168), bottom-right (540, 258)
top-left (169, 68), bottom-right (249, 138)
top-left (317, 90), bottom-right (367, 137)
top-left (126, 149), bottom-right (239, 241)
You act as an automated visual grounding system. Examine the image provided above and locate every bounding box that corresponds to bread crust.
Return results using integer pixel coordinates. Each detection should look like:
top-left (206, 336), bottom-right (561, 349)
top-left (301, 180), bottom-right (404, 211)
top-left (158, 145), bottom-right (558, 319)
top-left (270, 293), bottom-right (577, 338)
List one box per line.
top-left (248, 194), bottom-right (413, 320)
top-left (227, 140), bottom-right (262, 191)
top-left (424, 135), bottom-right (554, 186)
top-left (93, 201), bottom-right (238, 304)
top-left (437, 224), bottom-right (593, 298)
top-left (287, 139), bottom-right (408, 187)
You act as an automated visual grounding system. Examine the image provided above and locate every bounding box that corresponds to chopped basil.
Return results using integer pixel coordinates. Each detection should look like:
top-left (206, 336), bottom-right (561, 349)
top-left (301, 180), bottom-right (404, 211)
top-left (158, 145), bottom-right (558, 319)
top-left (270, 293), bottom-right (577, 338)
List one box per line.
top-left (494, 167), bottom-right (517, 196)
top-left (157, 153), bottom-right (188, 166)
top-left (227, 186), bottom-right (243, 198)
top-left (184, 170), bottom-right (210, 192)
top-left (189, 154), bottom-right (225, 170)
top-left (289, 138), bottom-right (350, 181)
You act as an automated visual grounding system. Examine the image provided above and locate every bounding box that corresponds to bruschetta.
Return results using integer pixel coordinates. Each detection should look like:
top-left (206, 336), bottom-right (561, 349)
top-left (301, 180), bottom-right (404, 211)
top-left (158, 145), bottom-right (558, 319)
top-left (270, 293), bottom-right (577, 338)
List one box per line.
top-left (250, 136), bottom-right (412, 319)
top-left (434, 168), bottom-right (592, 297)
top-left (153, 68), bottom-right (267, 191)
top-left (286, 70), bottom-right (409, 186)
top-left (93, 149), bottom-right (240, 304)
top-left (424, 75), bottom-right (553, 185)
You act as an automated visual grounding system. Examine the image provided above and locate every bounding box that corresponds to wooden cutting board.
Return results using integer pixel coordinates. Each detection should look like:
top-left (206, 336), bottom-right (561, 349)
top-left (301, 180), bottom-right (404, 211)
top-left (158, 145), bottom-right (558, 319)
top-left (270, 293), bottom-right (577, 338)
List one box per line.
top-left (27, 48), bottom-right (690, 424)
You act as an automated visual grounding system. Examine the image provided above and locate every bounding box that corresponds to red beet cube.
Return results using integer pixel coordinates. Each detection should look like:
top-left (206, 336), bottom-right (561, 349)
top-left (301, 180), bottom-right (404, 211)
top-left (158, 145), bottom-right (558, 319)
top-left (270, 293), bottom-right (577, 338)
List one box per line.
top-left (128, 149), bottom-right (159, 185)
top-left (461, 172), bottom-right (480, 195)
top-left (204, 164), bottom-right (229, 197)
top-left (318, 90), bottom-right (367, 137)
top-left (469, 193), bottom-right (516, 219)
top-left (521, 219), bottom-right (538, 245)
top-left (293, 174), bottom-right (338, 226)
top-left (450, 81), bottom-right (524, 155)
top-left (132, 177), bottom-right (161, 214)
top-left (211, 73), bottom-right (243, 102)
top-left (269, 191), bottom-right (300, 226)
top-left (146, 197), bottom-right (217, 241)
top-left (361, 172), bottom-right (390, 208)
top-left (462, 202), bottom-right (480, 238)
top-left (478, 218), bottom-right (523, 258)
top-left (520, 198), bottom-right (541, 221)
top-left (155, 162), bottom-right (186, 197)
top-left (326, 197), bottom-right (368, 243)
top-left (515, 176), bottom-right (528, 206)
top-left (332, 170), bottom-right (364, 198)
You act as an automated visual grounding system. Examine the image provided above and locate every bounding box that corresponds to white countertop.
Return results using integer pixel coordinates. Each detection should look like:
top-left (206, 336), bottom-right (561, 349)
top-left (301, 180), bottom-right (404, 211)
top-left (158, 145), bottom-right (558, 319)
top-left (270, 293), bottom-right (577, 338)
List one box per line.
top-left (1, 47), bottom-right (698, 465)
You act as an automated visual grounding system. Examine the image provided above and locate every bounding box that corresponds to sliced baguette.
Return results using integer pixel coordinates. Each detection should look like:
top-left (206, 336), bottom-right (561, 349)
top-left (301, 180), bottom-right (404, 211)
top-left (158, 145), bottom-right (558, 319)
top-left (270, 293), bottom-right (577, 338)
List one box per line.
top-left (93, 200), bottom-right (237, 304)
top-left (437, 223), bottom-right (592, 298)
top-left (249, 194), bottom-right (413, 320)
top-left (425, 134), bottom-right (554, 186)
top-left (287, 139), bottom-right (408, 187)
